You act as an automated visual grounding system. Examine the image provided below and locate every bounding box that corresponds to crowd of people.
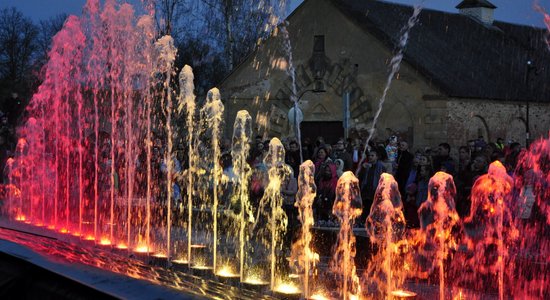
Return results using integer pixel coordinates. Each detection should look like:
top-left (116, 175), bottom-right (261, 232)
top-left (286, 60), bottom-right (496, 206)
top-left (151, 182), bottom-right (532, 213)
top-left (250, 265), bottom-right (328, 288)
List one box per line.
top-left (233, 133), bottom-right (527, 230)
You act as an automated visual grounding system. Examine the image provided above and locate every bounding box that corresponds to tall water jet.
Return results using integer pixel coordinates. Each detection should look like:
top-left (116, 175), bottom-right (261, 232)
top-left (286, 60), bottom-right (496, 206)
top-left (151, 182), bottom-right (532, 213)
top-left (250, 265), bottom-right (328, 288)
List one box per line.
top-left (231, 110), bottom-right (253, 281)
top-left (251, 138), bottom-right (291, 291)
top-left (457, 161), bottom-right (517, 299)
top-left (280, 24), bottom-right (302, 163)
top-left (201, 88), bottom-right (224, 272)
top-left (8, 0), bottom-right (177, 251)
top-left (416, 172), bottom-right (460, 300)
top-left (331, 171), bottom-right (362, 300)
top-left (356, 3), bottom-right (424, 173)
top-left (365, 173), bottom-right (407, 298)
top-left (177, 65), bottom-right (196, 264)
top-left (290, 160), bottom-right (318, 299)
top-left (156, 35), bottom-right (178, 263)
top-left (512, 135), bottom-right (550, 298)
top-left (135, 13), bottom-right (156, 254)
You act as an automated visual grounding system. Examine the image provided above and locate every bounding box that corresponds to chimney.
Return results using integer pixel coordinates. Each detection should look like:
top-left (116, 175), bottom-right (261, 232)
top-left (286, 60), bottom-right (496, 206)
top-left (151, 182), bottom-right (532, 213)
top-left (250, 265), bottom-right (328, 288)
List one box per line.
top-left (456, 0), bottom-right (497, 25)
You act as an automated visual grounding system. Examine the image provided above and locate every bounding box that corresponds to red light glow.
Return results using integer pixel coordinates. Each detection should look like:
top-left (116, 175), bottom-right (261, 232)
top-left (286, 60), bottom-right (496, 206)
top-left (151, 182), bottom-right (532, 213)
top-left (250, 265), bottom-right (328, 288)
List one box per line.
top-left (134, 245), bottom-right (152, 253)
top-left (99, 238), bottom-right (111, 246)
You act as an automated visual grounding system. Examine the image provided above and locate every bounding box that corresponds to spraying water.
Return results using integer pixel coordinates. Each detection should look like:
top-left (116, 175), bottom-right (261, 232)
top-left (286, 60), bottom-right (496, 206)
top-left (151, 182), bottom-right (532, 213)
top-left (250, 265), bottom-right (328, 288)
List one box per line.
top-left (365, 173), bottom-right (407, 298)
top-left (356, 2), bottom-right (424, 174)
top-left (331, 171), bottom-right (362, 300)
top-left (280, 24), bottom-right (303, 163)
top-left (156, 35), bottom-right (178, 263)
top-left (511, 135), bottom-right (550, 298)
top-left (290, 160), bottom-right (318, 299)
top-left (178, 65), bottom-right (196, 265)
top-left (416, 172), bottom-right (460, 300)
top-left (458, 161), bottom-right (518, 299)
top-left (200, 87), bottom-right (225, 271)
top-left (252, 138), bottom-right (291, 290)
top-left (231, 110), bottom-right (253, 281)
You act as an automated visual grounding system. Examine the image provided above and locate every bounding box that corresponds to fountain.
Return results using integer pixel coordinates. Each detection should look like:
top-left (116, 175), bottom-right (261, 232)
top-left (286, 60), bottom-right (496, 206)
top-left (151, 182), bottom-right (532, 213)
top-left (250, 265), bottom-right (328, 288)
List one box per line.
top-left (330, 171), bottom-right (362, 300)
top-left (230, 110), bottom-right (254, 284)
top-left (1, 0), bottom-right (549, 299)
top-left (415, 172), bottom-right (460, 299)
top-left (454, 161), bottom-right (518, 299)
top-left (364, 173), bottom-right (408, 299)
top-left (290, 160), bottom-right (318, 299)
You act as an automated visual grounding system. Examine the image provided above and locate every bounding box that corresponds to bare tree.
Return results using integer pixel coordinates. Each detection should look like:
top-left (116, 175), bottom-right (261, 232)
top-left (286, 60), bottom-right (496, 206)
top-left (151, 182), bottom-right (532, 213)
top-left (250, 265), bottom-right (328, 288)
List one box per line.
top-left (155, 0), bottom-right (199, 38)
top-left (0, 7), bottom-right (38, 84)
top-left (35, 14), bottom-right (68, 71)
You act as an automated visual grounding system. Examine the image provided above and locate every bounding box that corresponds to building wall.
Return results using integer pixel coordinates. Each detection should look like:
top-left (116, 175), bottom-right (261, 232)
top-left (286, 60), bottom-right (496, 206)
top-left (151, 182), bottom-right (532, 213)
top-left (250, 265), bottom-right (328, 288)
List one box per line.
top-left (220, 0), bottom-right (550, 152)
top-left (447, 99), bottom-right (550, 148)
top-left (221, 0), bottom-right (442, 147)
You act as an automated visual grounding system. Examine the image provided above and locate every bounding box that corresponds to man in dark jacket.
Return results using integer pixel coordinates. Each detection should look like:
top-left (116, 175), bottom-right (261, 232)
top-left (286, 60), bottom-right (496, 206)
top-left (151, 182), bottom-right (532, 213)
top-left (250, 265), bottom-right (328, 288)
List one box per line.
top-left (395, 141), bottom-right (414, 197)
top-left (358, 150), bottom-right (387, 220)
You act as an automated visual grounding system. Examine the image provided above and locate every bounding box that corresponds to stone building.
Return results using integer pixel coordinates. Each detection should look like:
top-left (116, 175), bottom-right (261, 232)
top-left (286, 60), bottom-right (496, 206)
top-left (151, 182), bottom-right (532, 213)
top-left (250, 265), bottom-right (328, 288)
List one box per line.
top-left (219, 0), bottom-right (550, 150)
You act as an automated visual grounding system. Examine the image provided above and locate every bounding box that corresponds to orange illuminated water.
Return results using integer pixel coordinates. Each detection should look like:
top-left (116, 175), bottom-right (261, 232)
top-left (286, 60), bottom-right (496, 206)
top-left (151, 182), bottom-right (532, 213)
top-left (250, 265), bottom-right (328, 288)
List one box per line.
top-left (15, 215), bottom-right (26, 221)
top-left (365, 173), bottom-right (407, 297)
top-left (216, 265), bottom-right (239, 278)
top-left (59, 228), bottom-right (69, 234)
top-left (309, 293), bottom-right (330, 300)
top-left (391, 289), bottom-right (417, 298)
top-left (116, 244), bottom-right (128, 250)
top-left (243, 275), bottom-right (269, 285)
top-left (330, 172), bottom-right (362, 300)
top-left (273, 282), bottom-right (301, 294)
top-left (134, 245), bottom-right (152, 253)
top-left (416, 172), bottom-right (460, 300)
top-left (172, 259), bottom-right (189, 264)
top-left (99, 238), bottom-right (112, 246)
top-left (291, 160), bottom-right (318, 299)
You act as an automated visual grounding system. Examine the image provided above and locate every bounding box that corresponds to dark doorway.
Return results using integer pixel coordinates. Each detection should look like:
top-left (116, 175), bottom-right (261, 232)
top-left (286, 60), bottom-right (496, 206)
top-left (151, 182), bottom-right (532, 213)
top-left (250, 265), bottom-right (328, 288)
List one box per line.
top-left (301, 121), bottom-right (344, 145)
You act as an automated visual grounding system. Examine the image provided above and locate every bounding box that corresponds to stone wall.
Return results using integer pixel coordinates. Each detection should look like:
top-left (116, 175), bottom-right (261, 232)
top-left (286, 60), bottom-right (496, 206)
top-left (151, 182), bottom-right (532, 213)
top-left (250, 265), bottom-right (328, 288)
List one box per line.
top-left (447, 99), bottom-right (550, 148)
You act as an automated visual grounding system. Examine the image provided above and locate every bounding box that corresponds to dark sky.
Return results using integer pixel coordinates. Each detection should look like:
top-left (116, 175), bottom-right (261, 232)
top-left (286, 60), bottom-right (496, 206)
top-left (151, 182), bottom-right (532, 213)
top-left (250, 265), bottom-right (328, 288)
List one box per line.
top-left (1, 0), bottom-right (549, 28)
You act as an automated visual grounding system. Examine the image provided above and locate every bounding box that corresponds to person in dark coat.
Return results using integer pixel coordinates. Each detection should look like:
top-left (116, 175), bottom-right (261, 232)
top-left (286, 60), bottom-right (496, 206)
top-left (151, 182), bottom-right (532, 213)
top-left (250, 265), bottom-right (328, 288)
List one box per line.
top-left (395, 141), bottom-right (414, 196)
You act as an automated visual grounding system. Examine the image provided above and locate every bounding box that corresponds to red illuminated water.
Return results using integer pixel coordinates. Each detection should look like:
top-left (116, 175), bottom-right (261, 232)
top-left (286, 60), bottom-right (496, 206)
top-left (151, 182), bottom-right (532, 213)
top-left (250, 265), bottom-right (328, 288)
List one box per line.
top-left (455, 161), bottom-right (518, 299)
top-left (2, 0), bottom-right (549, 298)
top-left (7, 0), bottom-right (177, 256)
